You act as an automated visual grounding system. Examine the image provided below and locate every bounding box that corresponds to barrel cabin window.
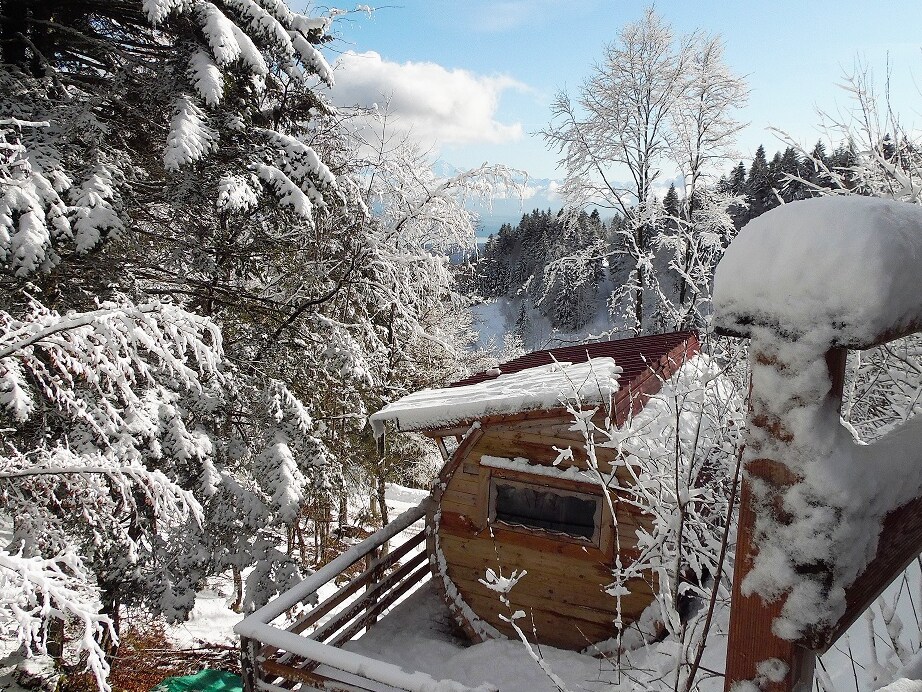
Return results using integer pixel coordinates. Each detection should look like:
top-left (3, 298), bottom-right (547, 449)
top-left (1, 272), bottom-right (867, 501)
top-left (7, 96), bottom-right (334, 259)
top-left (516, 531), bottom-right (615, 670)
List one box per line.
top-left (489, 478), bottom-right (603, 544)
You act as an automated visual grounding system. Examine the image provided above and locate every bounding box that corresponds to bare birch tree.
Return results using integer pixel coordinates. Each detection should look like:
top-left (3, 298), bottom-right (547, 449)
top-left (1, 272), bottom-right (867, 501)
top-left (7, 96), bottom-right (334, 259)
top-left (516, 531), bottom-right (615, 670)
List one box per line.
top-left (542, 9), bottom-right (746, 334)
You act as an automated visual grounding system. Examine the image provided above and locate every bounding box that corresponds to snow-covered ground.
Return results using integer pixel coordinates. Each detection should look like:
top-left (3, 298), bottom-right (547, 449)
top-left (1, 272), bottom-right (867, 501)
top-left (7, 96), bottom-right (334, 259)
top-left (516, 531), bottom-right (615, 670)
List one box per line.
top-left (164, 484), bottom-right (432, 648)
top-left (4, 481), bottom-right (922, 691)
top-left (345, 582), bottom-right (633, 692)
top-left (167, 481), bottom-right (922, 691)
top-left (470, 299), bottom-right (515, 350)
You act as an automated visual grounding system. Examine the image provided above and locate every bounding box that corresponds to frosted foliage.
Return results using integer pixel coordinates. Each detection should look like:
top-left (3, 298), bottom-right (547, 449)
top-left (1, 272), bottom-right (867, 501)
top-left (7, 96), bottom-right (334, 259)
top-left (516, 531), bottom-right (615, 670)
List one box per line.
top-left (7, 204), bottom-right (48, 274)
top-left (0, 121), bottom-right (125, 276)
top-left (228, 23), bottom-right (268, 76)
top-left (266, 131), bottom-right (337, 190)
top-left (344, 110), bottom-right (524, 253)
top-left (1, 130), bottom-right (59, 275)
top-left (0, 299), bottom-right (223, 437)
top-left (196, 2), bottom-right (242, 65)
top-left (713, 196), bottom-right (922, 346)
top-left (71, 167), bottom-right (123, 252)
top-left (163, 96), bottom-right (218, 171)
top-left (254, 164), bottom-right (314, 219)
top-left (589, 355), bottom-right (742, 642)
top-left (0, 548), bottom-right (113, 691)
top-left (255, 0), bottom-right (292, 24)
top-left (0, 358), bottom-right (32, 421)
top-left (265, 379), bottom-right (313, 434)
top-left (845, 335), bottom-right (922, 441)
top-left (541, 9), bottom-right (746, 334)
top-left (257, 130), bottom-right (338, 217)
top-left (257, 435), bottom-right (305, 523)
top-left (0, 296), bottom-right (234, 685)
top-left (223, 0), bottom-right (293, 52)
top-left (289, 33), bottom-right (334, 86)
top-left (187, 50), bottom-right (225, 106)
top-left (143, 0), bottom-right (193, 25)
top-left (2, 0), bottom-right (339, 272)
top-left (216, 174), bottom-right (259, 212)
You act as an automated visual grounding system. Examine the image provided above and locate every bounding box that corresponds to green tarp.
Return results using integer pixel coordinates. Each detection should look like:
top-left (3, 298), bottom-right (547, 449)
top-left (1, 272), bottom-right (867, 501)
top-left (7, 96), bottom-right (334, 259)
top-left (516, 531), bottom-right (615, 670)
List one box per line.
top-left (155, 670), bottom-right (242, 692)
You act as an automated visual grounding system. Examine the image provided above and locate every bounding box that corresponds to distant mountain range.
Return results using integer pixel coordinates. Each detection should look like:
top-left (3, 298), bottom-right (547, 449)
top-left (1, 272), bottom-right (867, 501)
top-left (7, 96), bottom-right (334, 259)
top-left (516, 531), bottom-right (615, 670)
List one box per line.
top-left (432, 160), bottom-right (684, 238)
top-left (431, 160), bottom-right (564, 237)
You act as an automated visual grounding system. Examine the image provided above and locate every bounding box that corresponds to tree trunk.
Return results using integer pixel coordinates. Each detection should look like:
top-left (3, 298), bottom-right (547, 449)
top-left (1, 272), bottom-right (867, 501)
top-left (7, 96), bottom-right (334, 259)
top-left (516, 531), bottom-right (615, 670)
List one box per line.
top-left (338, 493), bottom-right (348, 528)
top-left (369, 480), bottom-right (379, 520)
top-left (231, 565), bottom-right (244, 613)
top-left (633, 222), bottom-right (646, 333)
top-left (98, 588), bottom-right (121, 662)
top-left (376, 472), bottom-right (389, 528)
top-left (46, 616), bottom-right (64, 661)
top-left (633, 266), bottom-right (645, 335)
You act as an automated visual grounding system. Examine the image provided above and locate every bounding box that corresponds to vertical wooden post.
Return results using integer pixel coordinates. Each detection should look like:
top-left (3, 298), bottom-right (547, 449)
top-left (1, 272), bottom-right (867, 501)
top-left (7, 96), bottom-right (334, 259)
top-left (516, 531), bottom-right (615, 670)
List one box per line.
top-left (240, 636), bottom-right (261, 692)
top-left (724, 348), bottom-right (847, 691)
top-left (365, 546), bottom-right (384, 626)
top-left (724, 470), bottom-right (815, 691)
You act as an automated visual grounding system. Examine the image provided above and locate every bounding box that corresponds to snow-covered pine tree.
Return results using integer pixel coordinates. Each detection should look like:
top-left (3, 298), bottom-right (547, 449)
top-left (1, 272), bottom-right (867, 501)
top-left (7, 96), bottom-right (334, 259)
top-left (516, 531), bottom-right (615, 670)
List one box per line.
top-left (0, 1), bottom-right (347, 682)
top-left (0, 295), bottom-right (225, 683)
top-left (0, 0), bottom-right (343, 277)
top-left (744, 144), bottom-right (774, 222)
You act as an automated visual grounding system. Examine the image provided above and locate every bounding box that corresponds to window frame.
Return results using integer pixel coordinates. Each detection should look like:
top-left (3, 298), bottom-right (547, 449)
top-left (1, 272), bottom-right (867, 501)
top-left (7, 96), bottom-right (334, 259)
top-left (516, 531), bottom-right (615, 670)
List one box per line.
top-left (487, 475), bottom-right (605, 548)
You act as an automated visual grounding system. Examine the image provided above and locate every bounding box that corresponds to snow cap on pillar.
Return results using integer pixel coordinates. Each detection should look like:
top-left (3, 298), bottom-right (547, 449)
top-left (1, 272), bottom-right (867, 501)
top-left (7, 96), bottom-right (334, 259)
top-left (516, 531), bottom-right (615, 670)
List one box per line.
top-left (713, 196), bottom-right (922, 348)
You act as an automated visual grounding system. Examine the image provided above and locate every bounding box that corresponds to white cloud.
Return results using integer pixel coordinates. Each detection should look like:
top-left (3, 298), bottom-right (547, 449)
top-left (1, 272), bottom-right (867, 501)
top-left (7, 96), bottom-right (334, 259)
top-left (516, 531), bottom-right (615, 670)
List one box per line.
top-left (331, 51), bottom-right (525, 149)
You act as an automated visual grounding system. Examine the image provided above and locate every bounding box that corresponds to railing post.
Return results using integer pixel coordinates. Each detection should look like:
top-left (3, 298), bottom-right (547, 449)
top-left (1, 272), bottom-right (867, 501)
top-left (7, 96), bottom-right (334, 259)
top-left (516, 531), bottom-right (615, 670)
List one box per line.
top-left (365, 545), bottom-right (385, 626)
top-left (240, 636), bottom-right (261, 692)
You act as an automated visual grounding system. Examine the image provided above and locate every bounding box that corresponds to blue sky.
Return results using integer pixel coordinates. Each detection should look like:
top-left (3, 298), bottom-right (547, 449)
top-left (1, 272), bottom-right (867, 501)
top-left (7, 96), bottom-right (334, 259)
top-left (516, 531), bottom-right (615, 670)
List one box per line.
top-left (327, 1), bottom-right (922, 181)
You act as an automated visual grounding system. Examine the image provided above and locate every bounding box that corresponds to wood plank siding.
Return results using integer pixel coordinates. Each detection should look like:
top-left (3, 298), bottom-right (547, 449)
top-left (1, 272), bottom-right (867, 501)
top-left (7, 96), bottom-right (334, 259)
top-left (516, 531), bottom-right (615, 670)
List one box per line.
top-left (418, 331), bottom-right (699, 651)
top-left (428, 419), bottom-right (657, 650)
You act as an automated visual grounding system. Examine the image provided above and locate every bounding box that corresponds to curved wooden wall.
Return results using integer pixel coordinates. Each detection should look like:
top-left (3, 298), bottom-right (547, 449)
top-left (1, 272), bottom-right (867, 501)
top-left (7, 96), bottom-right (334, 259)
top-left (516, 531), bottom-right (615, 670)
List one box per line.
top-left (427, 412), bottom-right (656, 651)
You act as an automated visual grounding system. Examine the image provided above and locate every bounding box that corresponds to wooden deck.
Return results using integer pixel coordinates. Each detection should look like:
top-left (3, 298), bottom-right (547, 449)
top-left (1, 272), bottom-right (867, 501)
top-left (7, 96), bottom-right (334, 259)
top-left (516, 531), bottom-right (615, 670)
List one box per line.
top-left (235, 497), bottom-right (493, 692)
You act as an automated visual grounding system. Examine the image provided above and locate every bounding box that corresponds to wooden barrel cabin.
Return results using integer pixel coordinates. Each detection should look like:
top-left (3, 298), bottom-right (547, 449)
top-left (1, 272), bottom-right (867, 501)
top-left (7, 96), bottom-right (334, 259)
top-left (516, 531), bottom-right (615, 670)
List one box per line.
top-left (369, 331), bottom-right (700, 651)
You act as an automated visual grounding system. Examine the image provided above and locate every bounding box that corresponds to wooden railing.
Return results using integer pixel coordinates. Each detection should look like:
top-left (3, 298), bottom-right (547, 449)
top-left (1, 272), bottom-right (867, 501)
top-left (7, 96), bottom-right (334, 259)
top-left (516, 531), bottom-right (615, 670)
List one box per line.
top-left (235, 497), bottom-right (492, 692)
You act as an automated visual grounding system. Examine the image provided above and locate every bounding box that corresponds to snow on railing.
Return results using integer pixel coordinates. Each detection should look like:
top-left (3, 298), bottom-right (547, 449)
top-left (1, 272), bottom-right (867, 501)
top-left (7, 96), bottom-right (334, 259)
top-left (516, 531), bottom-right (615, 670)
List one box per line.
top-left (235, 497), bottom-right (493, 692)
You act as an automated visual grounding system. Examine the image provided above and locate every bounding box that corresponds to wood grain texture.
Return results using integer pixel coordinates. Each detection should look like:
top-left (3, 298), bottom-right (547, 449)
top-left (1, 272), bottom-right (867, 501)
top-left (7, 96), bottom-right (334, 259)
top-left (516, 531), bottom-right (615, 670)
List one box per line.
top-left (422, 341), bottom-right (705, 652)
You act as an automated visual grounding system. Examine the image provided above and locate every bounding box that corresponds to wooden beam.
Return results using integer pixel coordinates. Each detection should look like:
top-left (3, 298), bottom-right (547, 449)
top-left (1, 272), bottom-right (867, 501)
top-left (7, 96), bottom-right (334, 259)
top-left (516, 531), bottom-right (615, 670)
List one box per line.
top-left (724, 348), bottom-right (846, 692)
top-left (724, 473), bottom-right (815, 691)
top-left (286, 530), bottom-right (426, 636)
top-left (807, 492), bottom-right (922, 651)
top-left (309, 551), bottom-right (428, 643)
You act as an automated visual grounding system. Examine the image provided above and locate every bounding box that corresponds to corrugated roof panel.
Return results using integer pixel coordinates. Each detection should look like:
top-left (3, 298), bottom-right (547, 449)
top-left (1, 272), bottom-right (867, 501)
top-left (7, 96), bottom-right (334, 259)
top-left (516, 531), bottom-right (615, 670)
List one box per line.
top-left (450, 331), bottom-right (699, 389)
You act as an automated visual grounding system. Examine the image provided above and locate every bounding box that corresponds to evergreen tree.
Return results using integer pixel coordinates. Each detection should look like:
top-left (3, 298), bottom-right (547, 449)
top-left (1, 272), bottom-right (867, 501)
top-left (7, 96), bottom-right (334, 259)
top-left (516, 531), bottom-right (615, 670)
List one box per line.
top-left (730, 161), bottom-right (748, 195)
top-left (1, 2), bottom-right (505, 679)
top-left (778, 146), bottom-right (804, 201)
top-left (803, 140), bottom-right (829, 192)
top-left (881, 133), bottom-right (897, 161)
top-left (746, 145), bottom-right (775, 221)
top-left (663, 183), bottom-right (681, 226)
top-left (830, 141), bottom-right (858, 189)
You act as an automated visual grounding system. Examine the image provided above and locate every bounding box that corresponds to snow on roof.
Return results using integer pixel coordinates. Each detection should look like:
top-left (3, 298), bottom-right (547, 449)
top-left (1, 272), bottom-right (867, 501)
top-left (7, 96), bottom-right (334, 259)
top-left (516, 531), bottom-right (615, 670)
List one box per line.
top-left (450, 331), bottom-right (695, 388)
top-left (713, 196), bottom-right (922, 346)
top-left (369, 357), bottom-right (622, 438)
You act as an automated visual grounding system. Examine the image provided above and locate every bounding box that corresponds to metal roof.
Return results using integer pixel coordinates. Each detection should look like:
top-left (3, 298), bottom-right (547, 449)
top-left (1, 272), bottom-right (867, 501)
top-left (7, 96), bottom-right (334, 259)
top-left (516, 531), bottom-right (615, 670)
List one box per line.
top-left (450, 330), bottom-right (699, 389)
